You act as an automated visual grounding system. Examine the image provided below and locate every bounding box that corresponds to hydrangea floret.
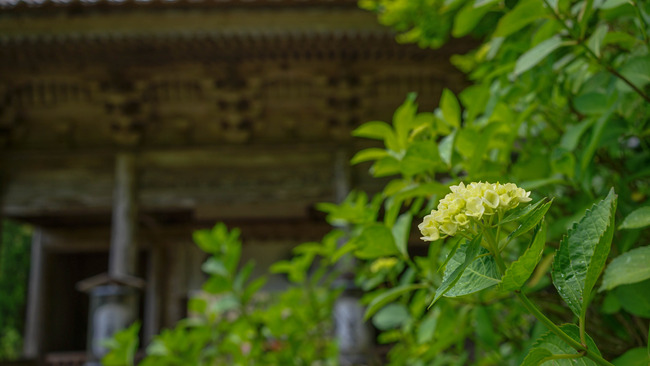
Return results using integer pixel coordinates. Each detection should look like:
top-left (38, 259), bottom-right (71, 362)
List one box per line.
top-left (418, 182), bottom-right (531, 242)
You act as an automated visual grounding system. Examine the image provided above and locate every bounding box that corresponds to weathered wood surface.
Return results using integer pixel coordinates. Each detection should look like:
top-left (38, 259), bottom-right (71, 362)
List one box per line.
top-left (0, 147), bottom-right (343, 221)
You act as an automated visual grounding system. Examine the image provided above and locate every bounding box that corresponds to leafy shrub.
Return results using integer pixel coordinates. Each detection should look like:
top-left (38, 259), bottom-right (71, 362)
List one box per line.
top-left (104, 224), bottom-right (340, 366)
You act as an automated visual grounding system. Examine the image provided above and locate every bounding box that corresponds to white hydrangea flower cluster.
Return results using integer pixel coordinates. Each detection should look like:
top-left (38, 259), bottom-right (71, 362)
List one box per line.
top-left (418, 182), bottom-right (532, 242)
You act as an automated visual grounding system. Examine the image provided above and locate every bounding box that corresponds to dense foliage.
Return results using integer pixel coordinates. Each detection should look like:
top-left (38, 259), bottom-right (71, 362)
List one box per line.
top-left (104, 224), bottom-right (340, 366)
top-left (106, 0), bottom-right (650, 365)
top-left (332, 0), bottom-right (649, 364)
top-left (0, 220), bottom-right (32, 360)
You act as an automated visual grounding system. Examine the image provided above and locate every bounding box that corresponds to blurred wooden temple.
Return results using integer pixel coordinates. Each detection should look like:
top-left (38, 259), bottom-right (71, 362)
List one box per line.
top-left (0, 0), bottom-right (469, 364)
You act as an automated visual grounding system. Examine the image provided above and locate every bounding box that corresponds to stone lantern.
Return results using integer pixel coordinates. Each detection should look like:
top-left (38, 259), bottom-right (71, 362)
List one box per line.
top-left (77, 274), bottom-right (144, 365)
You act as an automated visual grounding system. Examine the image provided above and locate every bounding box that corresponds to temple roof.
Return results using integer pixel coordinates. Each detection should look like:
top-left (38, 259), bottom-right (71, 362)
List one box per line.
top-left (0, 1), bottom-right (472, 223)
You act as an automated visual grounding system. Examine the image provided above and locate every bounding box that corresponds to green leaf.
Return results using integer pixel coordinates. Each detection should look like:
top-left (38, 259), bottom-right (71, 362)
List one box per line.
top-left (371, 156), bottom-right (401, 177)
top-left (350, 148), bottom-right (389, 165)
top-left (501, 221), bottom-right (546, 291)
top-left (501, 198), bottom-right (546, 225)
top-left (354, 224), bottom-right (400, 259)
top-left (616, 55), bottom-right (650, 92)
top-left (619, 206), bottom-right (650, 229)
top-left (587, 24), bottom-right (608, 58)
top-left (201, 258), bottom-right (230, 277)
top-left (494, 0), bottom-right (546, 38)
top-left (364, 283), bottom-right (423, 320)
top-left (444, 245), bottom-right (500, 297)
top-left (560, 119), bottom-right (595, 151)
top-left (600, 0), bottom-right (629, 9)
top-left (523, 324), bottom-right (600, 365)
top-left (102, 322), bottom-right (140, 366)
top-left (600, 246), bottom-right (650, 292)
top-left (392, 212), bottom-right (412, 259)
top-left (430, 235), bottom-right (484, 307)
top-left (352, 121), bottom-right (394, 141)
top-left (393, 92), bottom-right (418, 147)
top-left (520, 347), bottom-right (553, 366)
top-left (551, 188), bottom-right (617, 317)
top-left (452, 1), bottom-right (495, 37)
top-left (472, 122), bottom-right (504, 175)
top-left (507, 199), bottom-right (553, 240)
top-left (372, 303), bottom-right (410, 330)
top-left (612, 347), bottom-right (650, 366)
top-left (440, 89), bottom-right (461, 128)
top-left (580, 107), bottom-right (614, 177)
top-left (233, 260), bottom-right (255, 292)
top-left (514, 36), bottom-right (565, 76)
top-left (574, 92), bottom-right (609, 115)
top-left (602, 31), bottom-right (640, 50)
top-left (241, 276), bottom-right (266, 305)
top-left (438, 130), bottom-right (456, 167)
top-left (614, 279), bottom-right (650, 318)
top-left (400, 141), bottom-right (441, 176)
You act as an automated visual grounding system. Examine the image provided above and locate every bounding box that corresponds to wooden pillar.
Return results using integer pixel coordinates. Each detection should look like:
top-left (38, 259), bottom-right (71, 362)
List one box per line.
top-left (23, 229), bottom-right (45, 360)
top-left (109, 152), bottom-right (138, 277)
top-left (143, 244), bottom-right (162, 344)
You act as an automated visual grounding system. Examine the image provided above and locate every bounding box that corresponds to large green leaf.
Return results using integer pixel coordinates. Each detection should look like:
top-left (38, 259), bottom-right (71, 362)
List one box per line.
top-left (514, 36), bottom-right (565, 76)
top-left (600, 246), bottom-right (650, 291)
top-left (551, 189), bottom-right (617, 317)
top-left (354, 224), bottom-right (400, 259)
top-left (429, 235), bottom-right (482, 307)
top-left (494, 0), bottom-right (546, 38)
top-left (501, 222), bottom-right (546, 291)
top-left (444, 246), bottom-right (500, 297)
top-left (521, 324), bottom-right (600, 366)
top-left (619, 206), bottom-right (650, 229)
top-left (364, 283), bottom-right (423, 320)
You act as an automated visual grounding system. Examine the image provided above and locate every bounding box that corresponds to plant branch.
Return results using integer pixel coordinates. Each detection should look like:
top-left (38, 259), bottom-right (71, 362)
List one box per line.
top-left (516, 292), bottom-right (615, 366)
top-left (541, 0), bottom-right (650, 103)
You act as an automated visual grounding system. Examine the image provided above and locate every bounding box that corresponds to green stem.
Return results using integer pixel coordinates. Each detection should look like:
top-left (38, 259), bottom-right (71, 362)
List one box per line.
top-left (516, 292), bottom-right (615, 366)
top-left (483, 227), bottom-right (507, 273)
top-left (579, 311), bottom-right (588, 347)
